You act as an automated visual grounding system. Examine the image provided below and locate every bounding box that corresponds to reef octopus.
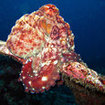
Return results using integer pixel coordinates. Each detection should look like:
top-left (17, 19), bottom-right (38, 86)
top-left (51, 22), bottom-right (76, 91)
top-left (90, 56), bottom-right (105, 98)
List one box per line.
top-left (0, 4), bottom-right (105, 93)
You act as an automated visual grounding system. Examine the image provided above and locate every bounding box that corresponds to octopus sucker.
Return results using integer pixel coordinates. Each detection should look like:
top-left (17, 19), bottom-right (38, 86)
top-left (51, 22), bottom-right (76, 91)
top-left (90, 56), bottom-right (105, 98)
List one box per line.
top-left (0, 4), bottom-right (105, 94)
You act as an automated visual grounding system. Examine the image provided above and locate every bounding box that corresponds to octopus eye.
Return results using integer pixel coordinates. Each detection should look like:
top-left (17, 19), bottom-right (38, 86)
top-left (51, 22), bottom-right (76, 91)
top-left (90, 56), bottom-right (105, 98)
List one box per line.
top-left (50, 25), bottom-right (60, 40)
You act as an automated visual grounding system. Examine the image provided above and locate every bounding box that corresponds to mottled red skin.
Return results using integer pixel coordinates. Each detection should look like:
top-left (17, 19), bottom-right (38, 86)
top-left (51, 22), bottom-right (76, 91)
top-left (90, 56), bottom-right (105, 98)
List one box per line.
top-left (0, 4), bottom-right (105, 93)
top-left (6, 4), bottom-right (73, 93)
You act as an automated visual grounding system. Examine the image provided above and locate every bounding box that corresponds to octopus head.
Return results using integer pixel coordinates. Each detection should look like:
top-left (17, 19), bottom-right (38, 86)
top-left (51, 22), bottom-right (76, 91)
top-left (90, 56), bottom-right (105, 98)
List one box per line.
top-left (6, 4), bottom-right (74, 60)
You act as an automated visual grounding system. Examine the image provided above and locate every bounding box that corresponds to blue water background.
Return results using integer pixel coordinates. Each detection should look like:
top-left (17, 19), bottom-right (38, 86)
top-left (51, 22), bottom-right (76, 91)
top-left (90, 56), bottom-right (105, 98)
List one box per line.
top-left (0, 0), bottom-right (105, 74)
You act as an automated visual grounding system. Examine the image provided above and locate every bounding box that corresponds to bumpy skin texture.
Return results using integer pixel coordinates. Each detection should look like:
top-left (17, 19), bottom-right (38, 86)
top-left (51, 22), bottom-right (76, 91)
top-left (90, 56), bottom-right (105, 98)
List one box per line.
top-left (6, 4), bottom-right (74, 93)
top-left (0, 4), bottom-right (105, 93)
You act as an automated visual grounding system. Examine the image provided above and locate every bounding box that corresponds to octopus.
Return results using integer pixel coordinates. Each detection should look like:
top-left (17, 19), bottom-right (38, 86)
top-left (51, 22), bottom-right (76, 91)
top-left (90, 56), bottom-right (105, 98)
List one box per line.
top-left (0, 4), bottom-right (105, 93)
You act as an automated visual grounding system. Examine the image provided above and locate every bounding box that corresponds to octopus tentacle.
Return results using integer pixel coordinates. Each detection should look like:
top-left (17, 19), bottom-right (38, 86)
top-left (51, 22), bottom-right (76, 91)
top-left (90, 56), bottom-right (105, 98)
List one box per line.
top-left (19, 60), bottom-right (60, 93)
top-left (62, 53), bottom-right (105, 93)
top-left (18, 42), bottom-right (61, 93)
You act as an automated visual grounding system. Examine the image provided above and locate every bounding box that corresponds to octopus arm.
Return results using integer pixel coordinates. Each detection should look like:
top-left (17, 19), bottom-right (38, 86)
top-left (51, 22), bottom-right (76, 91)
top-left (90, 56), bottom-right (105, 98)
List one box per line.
top-left (0, 40), bottom-right (25, 63)
top-left (62, 53), bottom-right (105, 93)
top-left (0, 40), bottom-right (11, 56)
top-left (19, 60), bottom-right (60, 93)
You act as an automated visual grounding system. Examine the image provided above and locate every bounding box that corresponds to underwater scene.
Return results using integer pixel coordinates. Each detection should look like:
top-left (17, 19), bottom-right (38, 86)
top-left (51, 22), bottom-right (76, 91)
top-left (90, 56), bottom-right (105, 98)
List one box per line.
top-left (0, 0), bottom-right (105, 105)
